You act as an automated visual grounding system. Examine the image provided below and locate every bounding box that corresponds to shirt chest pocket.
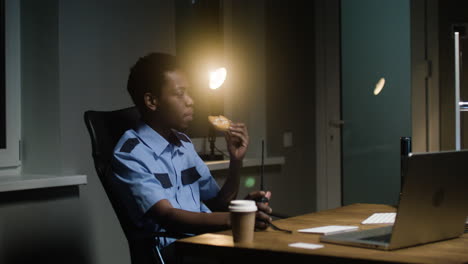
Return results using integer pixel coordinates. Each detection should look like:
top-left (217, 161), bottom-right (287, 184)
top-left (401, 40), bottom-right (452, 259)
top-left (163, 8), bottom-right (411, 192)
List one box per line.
top-left (153, 173), bottom-right (175, 200)
top-left (178, 167), bottom-right (201, 211)
top-left (154, 173), bottom-right (173, 189)
top-left (181, 167), bottom-right (201, 185)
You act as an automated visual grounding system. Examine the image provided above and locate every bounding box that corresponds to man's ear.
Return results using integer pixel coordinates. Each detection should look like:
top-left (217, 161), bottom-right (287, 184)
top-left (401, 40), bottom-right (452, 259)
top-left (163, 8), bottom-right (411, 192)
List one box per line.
top-left (143, 92), bottom-right (158, 111)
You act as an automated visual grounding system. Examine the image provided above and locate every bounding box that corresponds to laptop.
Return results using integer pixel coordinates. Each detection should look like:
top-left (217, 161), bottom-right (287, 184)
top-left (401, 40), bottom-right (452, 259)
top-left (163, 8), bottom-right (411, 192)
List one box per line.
top-left (320, 150), bottom-right (468, 250)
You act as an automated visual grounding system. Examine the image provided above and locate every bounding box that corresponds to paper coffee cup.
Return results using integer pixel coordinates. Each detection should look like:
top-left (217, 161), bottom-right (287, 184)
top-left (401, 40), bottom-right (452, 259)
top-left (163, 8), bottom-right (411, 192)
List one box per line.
top-left (229, 200), bottom-right (257, 243)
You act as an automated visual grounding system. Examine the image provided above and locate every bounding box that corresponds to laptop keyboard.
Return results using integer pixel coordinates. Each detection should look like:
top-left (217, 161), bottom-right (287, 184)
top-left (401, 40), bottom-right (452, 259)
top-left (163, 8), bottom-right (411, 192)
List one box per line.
top-left (361, 213), bottom-right (396, 224)
top-left (361, 233), bottom-right (392, 243)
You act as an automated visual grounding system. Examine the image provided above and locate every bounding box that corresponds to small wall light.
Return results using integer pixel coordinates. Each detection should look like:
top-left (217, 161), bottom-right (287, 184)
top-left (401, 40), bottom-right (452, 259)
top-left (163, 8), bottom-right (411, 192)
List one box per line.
top-left (374, 77), bottom-right (385, 96)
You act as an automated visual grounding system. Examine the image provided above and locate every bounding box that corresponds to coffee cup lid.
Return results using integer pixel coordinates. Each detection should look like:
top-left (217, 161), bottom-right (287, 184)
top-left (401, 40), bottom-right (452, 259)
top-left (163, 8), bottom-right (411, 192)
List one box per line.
top-left (229, 200), bottom-right (257, 212)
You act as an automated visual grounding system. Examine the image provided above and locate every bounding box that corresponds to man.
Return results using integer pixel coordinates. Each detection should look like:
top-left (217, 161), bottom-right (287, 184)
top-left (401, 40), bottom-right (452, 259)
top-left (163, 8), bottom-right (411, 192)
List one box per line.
top-left (111, 52), bottom-right (272, 261)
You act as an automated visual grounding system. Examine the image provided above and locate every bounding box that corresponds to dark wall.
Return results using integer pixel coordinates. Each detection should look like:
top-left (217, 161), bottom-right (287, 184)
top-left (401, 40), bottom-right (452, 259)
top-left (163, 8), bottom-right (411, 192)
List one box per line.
top-left (265, 0), bottom-right (316, 214)
top-left (0, 187), bottom-right (89, 264)
top-left (17, 1), bottom-right (176, 263)
top-left (21, 0), bottom-right (61, 174)
top-left (439, 0), bottom-right (468, 150)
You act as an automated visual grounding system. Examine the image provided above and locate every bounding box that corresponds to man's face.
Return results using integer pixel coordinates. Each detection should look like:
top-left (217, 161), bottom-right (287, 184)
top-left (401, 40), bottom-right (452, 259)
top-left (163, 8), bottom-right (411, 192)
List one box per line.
top-left (156, 70), bottom-right (194, 131)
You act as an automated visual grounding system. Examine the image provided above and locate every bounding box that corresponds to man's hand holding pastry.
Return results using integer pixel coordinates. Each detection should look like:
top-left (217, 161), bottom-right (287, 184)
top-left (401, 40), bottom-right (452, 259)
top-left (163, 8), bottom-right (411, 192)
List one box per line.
top-left (209, 115), bottom-right (249, 161)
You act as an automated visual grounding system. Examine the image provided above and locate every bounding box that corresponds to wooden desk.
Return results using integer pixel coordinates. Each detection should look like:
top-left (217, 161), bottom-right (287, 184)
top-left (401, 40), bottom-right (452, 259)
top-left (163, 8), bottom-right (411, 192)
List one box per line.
top-left (176, 204), bottom-right (468, 263)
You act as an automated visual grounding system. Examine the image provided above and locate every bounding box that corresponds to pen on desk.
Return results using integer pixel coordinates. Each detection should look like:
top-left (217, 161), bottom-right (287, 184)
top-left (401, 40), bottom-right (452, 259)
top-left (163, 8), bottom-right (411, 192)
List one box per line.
top-left (269, 223), bottom-right (293, 233)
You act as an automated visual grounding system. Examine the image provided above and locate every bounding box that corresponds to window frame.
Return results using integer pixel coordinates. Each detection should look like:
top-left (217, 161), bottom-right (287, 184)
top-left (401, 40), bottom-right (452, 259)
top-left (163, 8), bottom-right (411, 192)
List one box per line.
top-left (0, 0), bottom-right (5, 149)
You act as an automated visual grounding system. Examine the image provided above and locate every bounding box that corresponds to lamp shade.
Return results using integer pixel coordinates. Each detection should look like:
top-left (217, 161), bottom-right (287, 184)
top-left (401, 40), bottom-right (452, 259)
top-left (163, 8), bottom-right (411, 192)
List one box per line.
top-left (209, 67), bottom-right (227, 89)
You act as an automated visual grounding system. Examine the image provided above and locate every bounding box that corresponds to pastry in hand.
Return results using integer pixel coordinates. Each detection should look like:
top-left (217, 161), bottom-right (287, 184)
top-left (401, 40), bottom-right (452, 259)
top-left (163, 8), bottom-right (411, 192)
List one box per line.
top-left (208, 115), bottom-right (231, 132)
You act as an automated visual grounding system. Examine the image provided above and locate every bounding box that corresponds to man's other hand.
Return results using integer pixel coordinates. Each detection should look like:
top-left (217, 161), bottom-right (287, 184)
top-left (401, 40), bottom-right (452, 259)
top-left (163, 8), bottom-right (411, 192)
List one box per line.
top-left (245, 191), bottom-right (272, 230)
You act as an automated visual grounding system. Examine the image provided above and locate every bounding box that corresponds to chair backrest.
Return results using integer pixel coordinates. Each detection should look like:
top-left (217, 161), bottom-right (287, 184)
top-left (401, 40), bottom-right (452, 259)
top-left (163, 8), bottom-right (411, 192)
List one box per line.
top-left (84, 106), bottom-right (140, 232)
top-left (84, 107), bottom-right (163, 264)
top-left (84, 107), bottom-right (140, 180)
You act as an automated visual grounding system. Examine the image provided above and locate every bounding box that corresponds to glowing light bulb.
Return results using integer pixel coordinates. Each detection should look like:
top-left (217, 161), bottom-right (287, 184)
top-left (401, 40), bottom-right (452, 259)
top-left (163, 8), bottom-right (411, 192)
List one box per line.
top-left (209, 67), bottom-right (227, 90)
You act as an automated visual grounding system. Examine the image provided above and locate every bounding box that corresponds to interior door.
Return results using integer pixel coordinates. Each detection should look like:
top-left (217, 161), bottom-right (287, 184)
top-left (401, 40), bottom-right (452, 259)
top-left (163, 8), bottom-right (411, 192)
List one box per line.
top-left (341, 0), bottom-right (412, 205)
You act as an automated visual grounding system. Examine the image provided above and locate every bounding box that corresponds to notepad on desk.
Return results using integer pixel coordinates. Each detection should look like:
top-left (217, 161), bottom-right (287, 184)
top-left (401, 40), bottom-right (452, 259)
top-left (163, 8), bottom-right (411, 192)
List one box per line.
top-left (298, 225), bottom-right (359, 235)
top-left (288, 242), bottom-right (324, 250)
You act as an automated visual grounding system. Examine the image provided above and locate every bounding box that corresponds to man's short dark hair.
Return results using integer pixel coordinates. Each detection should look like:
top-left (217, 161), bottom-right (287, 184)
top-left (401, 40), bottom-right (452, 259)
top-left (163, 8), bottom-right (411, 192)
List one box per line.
top-left (127, 52), bottom-right (179, 111)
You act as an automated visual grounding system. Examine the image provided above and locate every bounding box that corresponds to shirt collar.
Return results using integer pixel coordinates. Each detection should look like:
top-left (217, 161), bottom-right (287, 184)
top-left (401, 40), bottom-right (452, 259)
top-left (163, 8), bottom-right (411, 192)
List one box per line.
top-left (135, 122), bottom-right (187, 156)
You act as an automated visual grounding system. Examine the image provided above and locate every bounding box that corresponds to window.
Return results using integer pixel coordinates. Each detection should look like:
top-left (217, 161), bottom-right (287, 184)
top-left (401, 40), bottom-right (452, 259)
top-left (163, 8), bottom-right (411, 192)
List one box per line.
top-left (0, 0), bottom-right (21, 175)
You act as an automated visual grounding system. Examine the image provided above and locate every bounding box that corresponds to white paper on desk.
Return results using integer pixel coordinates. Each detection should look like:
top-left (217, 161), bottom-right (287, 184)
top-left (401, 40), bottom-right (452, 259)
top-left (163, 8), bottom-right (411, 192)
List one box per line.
top-left (298, 225), bottom-right (359, 235)
top-left (361, 213), bottom-right (396, 224)
top-left (289, 242), bottom-right (324, 250)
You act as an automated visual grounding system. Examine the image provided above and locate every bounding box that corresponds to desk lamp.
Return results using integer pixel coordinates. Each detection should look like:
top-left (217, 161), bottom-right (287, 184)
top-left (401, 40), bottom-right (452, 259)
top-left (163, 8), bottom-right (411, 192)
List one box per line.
top-left (201, 67), bottom-right (226, 161)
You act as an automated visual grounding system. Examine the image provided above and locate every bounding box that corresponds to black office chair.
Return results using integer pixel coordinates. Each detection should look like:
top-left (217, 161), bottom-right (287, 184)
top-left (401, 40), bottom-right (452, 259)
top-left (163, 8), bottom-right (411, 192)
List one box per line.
top-left (84, 107), bottom-right (165, 264)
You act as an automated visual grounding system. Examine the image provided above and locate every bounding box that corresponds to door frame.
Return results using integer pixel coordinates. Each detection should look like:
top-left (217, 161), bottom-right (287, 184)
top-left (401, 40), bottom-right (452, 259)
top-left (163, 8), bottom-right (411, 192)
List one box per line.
top-left (411, 0), bottom-right (440, 153)
top-left (315, 0), bottom-right (342, 211)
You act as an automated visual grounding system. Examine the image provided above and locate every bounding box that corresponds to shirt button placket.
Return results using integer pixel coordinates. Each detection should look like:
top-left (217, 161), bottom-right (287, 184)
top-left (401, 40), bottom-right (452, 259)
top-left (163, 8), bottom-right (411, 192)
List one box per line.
top-left (170, 147), bottom-right (181, 205)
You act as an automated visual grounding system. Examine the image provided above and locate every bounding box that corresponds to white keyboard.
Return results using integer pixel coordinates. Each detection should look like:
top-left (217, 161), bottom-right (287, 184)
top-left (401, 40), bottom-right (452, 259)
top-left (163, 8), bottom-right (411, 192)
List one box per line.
top-left (361, 213), bottom-right (396, 224)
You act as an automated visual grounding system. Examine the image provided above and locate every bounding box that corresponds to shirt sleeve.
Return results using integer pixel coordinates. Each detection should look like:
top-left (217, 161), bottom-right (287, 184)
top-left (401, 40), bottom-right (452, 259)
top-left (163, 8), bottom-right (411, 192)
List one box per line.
top-left (112, 150), bottom-right (168, 220)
